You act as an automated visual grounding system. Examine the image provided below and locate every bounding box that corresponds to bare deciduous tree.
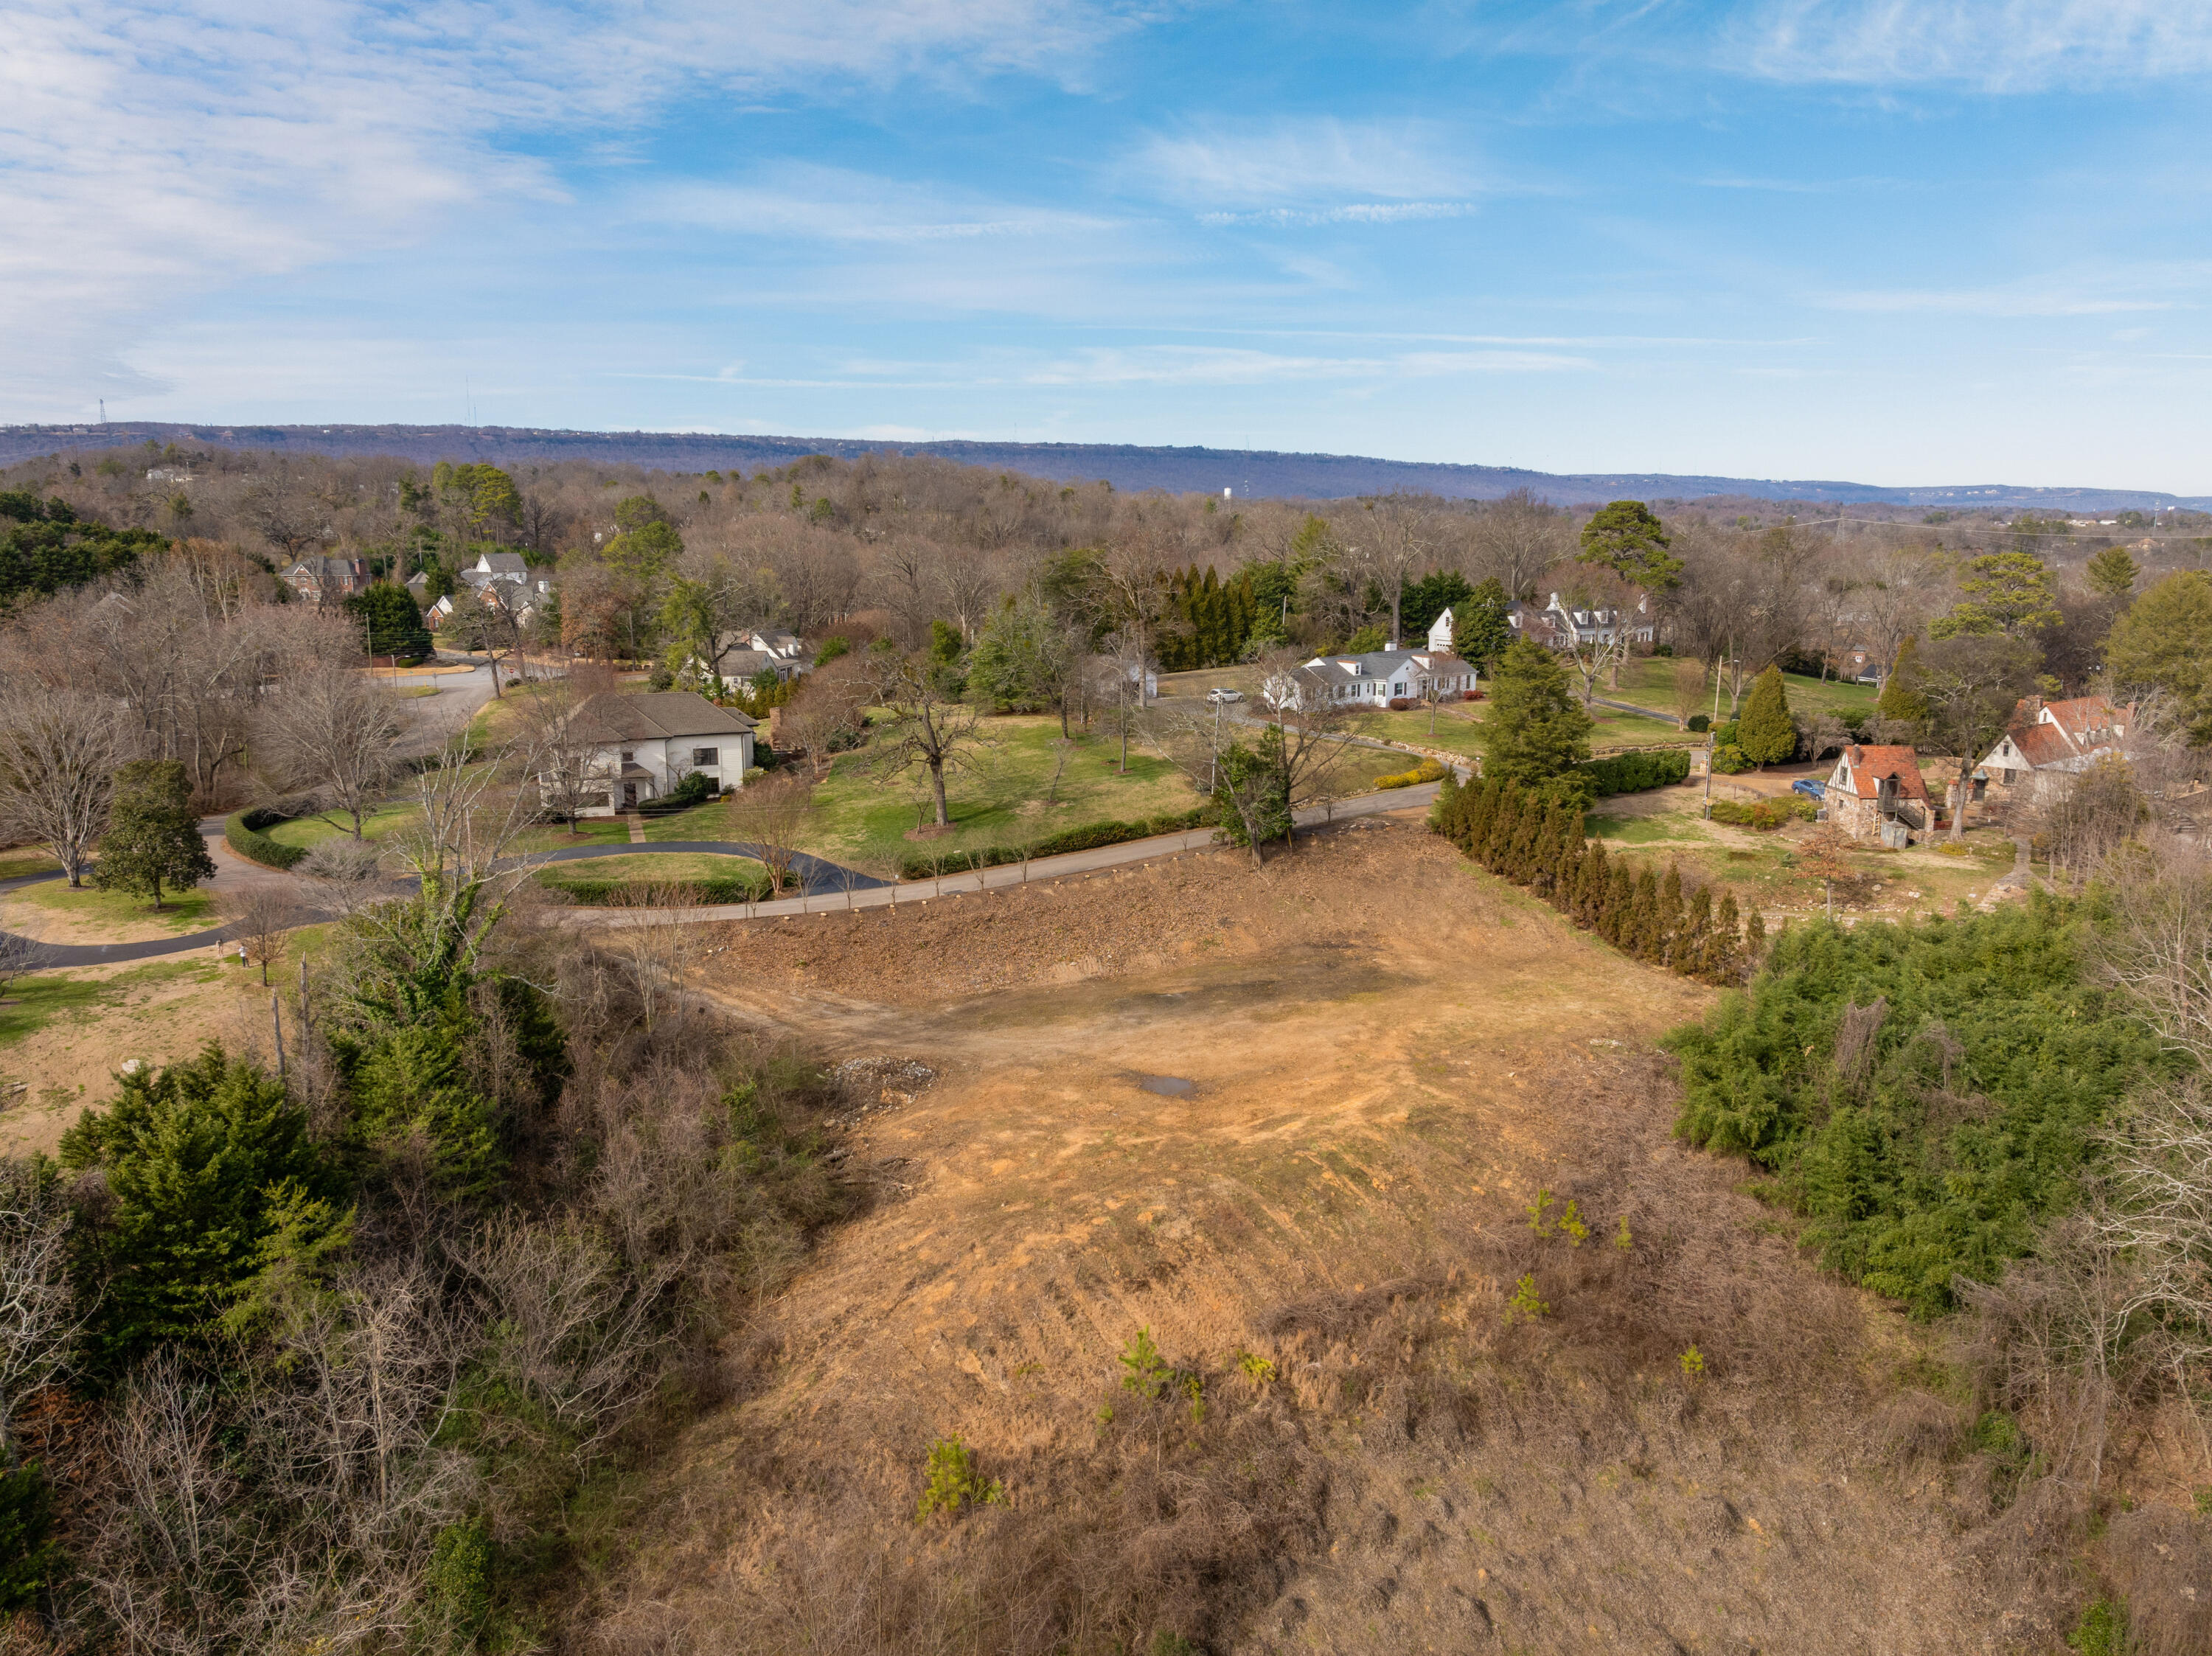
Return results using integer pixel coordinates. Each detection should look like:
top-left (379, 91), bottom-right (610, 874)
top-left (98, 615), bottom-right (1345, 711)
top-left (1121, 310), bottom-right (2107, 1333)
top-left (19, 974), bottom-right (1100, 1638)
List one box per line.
top-left (0, 683), bottom-right (125, 885)
top-left (221, 883), bottom-right (305, 986)
top-left (255, 655), bottom-right (403, 840)
top-left (866, 650), bottom-right (992, 829)
top-left (725, 773), bottom-right (811, 902)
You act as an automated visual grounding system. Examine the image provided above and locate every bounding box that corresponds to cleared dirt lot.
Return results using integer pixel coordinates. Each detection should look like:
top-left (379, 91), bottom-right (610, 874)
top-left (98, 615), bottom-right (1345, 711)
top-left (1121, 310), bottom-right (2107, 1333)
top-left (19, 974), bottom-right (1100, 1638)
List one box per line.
top-left (596, 822), bottom-right (2025, 1654)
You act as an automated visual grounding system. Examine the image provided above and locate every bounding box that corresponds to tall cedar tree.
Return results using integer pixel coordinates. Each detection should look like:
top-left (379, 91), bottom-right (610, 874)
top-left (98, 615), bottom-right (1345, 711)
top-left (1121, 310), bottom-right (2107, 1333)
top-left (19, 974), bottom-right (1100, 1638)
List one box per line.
top-left (1735, 664), bottom-right (1797, 768)
top-left (344, 580), bottom-right (434, 661)
top-left (2106, 571), bottom-right (2212, 745)
top-left (91, 759), bottom-right (215, 911)
top-left (1479, 638), bottom-right (1593, 793)
top-left (1877, 636), bottom-right (1929, 725)
top-left (58, 1044), bottom-right (339, 1369)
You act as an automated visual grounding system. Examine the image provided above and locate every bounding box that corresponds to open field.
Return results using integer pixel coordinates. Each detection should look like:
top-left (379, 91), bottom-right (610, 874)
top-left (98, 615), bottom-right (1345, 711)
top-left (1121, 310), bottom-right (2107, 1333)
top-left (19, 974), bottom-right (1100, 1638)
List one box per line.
top-left (583, 824), bottom-right (2042, 1652)
top-left (794, 713), bottom-right (1416, 873)
top-left (1607, 656), bottom-right (1881, 723)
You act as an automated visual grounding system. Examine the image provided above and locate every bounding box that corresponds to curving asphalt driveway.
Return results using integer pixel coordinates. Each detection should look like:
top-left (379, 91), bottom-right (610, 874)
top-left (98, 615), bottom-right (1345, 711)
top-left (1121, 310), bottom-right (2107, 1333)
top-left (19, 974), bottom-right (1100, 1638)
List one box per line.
top-left (0, 828), bottom-right (889, 969)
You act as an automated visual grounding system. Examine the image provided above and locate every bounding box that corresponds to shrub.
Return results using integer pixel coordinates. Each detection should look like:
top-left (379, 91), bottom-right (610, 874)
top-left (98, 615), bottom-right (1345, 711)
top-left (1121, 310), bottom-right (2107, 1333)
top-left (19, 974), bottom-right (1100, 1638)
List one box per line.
top-left (894, 807), bottom-right (1219, 880)
top-left (1385, 696), bottom-right (1413, 711)
top-left (1578, 748), bottom-right (1691, 796)
top-left (1711, 743), bottom-right (1751, 774)
top-left (224, 808), bottom-right (309, 870)
top-left (1687, 713), bottom-right (1710, 733)
top-left (0, 1464), bottom-right (59, 1611)
top-left (917, 1436), bottom-right (1005, 1520)
top-left (424, 1517), bottom-right (493, 1641)
top-left (1708, 796), bottom-right (1818, 831)
top-left (1665, 896), bottom-right (2172, 1315)
top-left (1376, 757), bottom-right (1448, 789)
top-left (1714, 720), bottom-right (1739, 746)
top-left (638, 771), bottom-right (715, 815)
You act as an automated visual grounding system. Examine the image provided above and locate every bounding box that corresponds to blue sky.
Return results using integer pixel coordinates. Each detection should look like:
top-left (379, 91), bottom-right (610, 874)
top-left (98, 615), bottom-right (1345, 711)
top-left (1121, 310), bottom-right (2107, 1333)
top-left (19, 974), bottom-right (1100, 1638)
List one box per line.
top-left (6, 1), bottom-right (2211, 488)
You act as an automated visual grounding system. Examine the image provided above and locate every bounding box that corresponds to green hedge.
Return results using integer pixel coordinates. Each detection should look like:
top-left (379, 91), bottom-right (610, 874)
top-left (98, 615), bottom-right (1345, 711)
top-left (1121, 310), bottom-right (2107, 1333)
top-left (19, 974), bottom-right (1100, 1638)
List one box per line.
top-left (538, 870), bottom-right (779, 905)
top-left (1708, 796), bottom-right (1818, 830)
top-left (224, 809), bottom-right (308, 870)
top-left (1377, 758), bottom-right (1449, 790)
top-left (1576, 748), bottom-right (1691, 797)
top-left (896, 805), bottom-right (1220, 881)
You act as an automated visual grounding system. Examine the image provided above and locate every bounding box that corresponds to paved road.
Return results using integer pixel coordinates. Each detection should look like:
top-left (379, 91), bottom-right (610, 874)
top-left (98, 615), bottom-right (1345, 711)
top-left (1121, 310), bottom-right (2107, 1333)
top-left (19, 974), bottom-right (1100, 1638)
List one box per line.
top-left (533, 839), bottom-right (890, 894)
top-left (0, 824), bottom-right (894, 968)
top-left (576, 780), bottom-right (1444, 929)
top-left (0, 777), bottom-right (1443, 966)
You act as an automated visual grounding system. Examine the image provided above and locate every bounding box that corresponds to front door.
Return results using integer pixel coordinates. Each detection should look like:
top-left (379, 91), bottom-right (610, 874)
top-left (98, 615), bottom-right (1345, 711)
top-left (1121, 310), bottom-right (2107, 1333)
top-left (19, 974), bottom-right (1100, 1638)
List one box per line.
top-left (622, 783), bottom-right (638, 809)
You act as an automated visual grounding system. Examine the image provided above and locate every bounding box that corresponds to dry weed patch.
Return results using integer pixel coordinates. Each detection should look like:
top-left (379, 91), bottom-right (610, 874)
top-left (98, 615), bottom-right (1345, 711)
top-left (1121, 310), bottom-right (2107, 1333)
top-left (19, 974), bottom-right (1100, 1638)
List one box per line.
top-left (587, 828), bottom-right (2030, 1654)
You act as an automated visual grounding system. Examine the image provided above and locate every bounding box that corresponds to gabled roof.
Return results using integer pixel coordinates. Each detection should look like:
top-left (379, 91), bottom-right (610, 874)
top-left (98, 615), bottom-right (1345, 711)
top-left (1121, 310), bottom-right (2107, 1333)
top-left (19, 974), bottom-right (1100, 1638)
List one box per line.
top-left (2008, 723), bottom-right (2076, 768)
top-left (472, 551), bottom-right (529, 577)
top-left (2041, 695), bottom-right (2126, 747)
top-left (1836, 744), bottom-right (1930, 803)
top-left (577, 692), bottom-right (757, 744)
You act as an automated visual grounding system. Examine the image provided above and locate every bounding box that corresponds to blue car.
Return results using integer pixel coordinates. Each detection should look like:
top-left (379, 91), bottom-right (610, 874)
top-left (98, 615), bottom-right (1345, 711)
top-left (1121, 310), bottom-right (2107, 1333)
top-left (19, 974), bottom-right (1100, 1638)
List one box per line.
top-left (1791, 777), bottom-right (1826, 800)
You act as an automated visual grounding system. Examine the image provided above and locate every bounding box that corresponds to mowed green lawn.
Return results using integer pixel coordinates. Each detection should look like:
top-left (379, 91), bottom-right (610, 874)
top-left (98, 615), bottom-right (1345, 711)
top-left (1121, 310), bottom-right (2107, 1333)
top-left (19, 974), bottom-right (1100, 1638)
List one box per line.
top-left (1606, 657), bottom-right (1879, 723)
top-left (13, 878), bottom-right (217, 934)
top-left (796, 714), bottom-right (1203, 868)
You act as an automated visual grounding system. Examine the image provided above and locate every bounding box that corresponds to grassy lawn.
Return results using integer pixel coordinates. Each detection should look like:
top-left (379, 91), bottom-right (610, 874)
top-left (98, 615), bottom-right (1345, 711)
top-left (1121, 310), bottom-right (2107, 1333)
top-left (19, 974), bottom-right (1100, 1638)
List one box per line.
top-left (0, 961), bottom-right (225, 1049)
top-left (796, 714), bottom-right (1205, 869)
top-left (265, 799), bottom-right (425, 851)
top-left (0, 852), bottom-right (60, 885)
top-left (1607, 657), bottom-right (1879, 723)
top-left (15, 880), bottom-right (217, 935)
top-left (1596, 807), bottom-right (2021, 921)
top-left (1340, 706), bottom-right (1487, 758)
top-left (534, 851), bottom-right (770, 901)
top-left (1587, 811), bottom-right (1713, 846)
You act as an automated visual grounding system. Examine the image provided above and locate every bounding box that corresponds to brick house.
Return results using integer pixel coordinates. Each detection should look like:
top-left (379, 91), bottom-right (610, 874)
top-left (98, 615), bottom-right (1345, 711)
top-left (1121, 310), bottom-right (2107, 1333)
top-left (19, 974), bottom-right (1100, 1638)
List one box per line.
top-left (1826, 744), bottom-right (1932, 846)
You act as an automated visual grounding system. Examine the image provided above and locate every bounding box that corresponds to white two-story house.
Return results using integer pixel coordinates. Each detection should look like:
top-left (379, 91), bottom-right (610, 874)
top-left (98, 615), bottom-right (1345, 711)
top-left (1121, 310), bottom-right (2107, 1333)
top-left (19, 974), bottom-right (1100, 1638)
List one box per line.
top-left (560, 692), bottom-right (759, 815)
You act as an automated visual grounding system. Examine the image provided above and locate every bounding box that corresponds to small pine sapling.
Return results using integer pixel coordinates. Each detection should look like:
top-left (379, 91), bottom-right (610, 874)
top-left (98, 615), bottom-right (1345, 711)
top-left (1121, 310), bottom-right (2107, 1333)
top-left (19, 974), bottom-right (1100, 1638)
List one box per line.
top-left (1508, 1273), bottom-right (1549, 1321)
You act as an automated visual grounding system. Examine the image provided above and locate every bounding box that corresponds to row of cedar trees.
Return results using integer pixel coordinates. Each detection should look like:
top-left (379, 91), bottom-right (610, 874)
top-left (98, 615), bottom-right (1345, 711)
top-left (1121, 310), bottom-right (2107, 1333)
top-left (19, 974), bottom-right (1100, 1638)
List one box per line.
top-left (1155, 566), bottom-right (1261, 672)
top-left (1432, 774), bottom-right (1765, 987)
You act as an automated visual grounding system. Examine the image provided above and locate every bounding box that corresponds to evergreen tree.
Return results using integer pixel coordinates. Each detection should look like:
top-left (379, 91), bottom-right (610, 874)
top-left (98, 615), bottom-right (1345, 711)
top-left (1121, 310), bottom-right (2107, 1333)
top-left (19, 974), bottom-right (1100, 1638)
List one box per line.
top-left (1576, 839), bottom-right (1607, 925)
top-left (1479, 639), bottom-right (1594, 793)
top-left (1735, 665), bottom-right (1797, 768)
top-left (1626, 867), bottom-right (1660, 961)
top-left (1877, 636), bottom-right (1930, 726)
top-left (1681, 886), bottom-right (1712, 970)
top-left (1658, 864), bottom-right (1685, 965)
top-left (91, 759), bottom-right (215, 911)
top-left (1602, 865), bottom-right (1633, 944)
top-left (344, 1016), bottom-right (507, 1203)
top-left (1708, 891), bottom-right (1742, 982)
top-left (59, 1045), bottom-right (338, 1368)
top-left (1745, 906), bottom-right (1767, 963)
top-left (344, 580), bottom-right (434, 661)
top-left (1455, 578), bottom-right (1515, 675)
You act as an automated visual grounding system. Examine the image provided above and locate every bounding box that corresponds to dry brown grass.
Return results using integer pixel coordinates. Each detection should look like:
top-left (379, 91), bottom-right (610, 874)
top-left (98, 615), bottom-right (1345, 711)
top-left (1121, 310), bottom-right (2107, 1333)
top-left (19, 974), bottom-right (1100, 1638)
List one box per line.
top-left (574, 824), bottom-right (2061, 1653)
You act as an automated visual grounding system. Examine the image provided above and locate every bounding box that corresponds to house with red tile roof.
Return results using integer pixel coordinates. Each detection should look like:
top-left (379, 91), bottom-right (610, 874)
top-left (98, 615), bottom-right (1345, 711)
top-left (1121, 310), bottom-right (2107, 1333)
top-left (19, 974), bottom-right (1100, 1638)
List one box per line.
top-left (1978, 695), bottom-right (2132, 802)
top-left (1826, 744), bottom-right (1932, 845)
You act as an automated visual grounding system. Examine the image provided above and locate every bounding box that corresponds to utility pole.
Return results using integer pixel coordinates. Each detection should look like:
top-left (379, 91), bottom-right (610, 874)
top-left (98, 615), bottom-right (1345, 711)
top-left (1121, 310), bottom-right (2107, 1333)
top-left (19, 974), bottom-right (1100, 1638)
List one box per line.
top-left (1703, 643), bottom-right (1726, 820)
top-left (271, 990), bottom-right (287, 1084)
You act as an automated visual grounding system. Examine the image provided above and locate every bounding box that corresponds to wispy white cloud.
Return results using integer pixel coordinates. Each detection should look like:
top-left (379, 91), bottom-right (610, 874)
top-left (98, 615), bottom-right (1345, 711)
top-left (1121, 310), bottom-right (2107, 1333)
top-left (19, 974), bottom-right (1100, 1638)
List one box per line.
top-left (1197, 201), bottom-right (1476, 228)
top-left (634, 170), bottom-right (1122, 244)
top-left (1730, 0), bottom-right (2212, 91)
top-left (1817, 285), bottom-right (2184, 317)
top-left (0, 0), bottom-right (1138, 412)
top-left (1019, 345), bottom-right (1593, 386)
top-left (1131, 119), bottom-right (1477, 208)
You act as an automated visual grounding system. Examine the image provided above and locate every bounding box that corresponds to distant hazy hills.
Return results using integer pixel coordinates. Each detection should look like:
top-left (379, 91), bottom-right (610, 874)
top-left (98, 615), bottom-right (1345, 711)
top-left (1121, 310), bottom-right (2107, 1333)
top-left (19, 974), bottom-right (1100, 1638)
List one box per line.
top-left (4, 422), bottom-right (2205, 512)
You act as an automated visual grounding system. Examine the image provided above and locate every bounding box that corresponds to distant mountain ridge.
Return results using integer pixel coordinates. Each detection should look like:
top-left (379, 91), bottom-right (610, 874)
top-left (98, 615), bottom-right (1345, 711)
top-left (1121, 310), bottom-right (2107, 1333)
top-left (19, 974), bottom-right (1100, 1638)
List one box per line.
top-left (4, 421), bottom-right (2204, 512)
